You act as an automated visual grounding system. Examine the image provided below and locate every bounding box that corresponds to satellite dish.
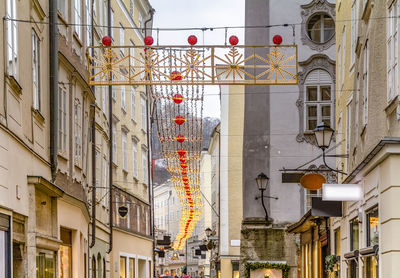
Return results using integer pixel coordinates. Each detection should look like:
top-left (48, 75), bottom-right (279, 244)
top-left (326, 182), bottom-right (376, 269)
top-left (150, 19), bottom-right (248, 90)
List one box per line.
top-left (300, 173), bottom-right (326, 190)
top-left (118, 205), bottom-right (128, 218)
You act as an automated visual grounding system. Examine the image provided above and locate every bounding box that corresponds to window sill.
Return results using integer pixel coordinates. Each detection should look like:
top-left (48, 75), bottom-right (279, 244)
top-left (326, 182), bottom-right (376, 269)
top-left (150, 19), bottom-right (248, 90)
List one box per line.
top-left (112, 161), bottom-right (118, 168)
top-left (6, 75), bottom-right (22, 95)
top-left (74, 163), bottom-right (83, 171)
top-left (57, 11), bottom-right (68, 26)
top-left (384, 95), bottom-right (398, 115)
top-left (122, 168), bottom-right (128, 175)
top-left (58, 152), bottom-right (68, 161)
top-left (131, 118), bottom-right (137, 125)
top-left (132, 176), bottom-right (139, 182)
top-left (122, 107), bottom-right (127, 114)
top-left (73, 32), bottom-right (83, 47)
top-left (361, 0), bottom-right (373, 22)
top-left (31, 107), bottom-right (45, 125)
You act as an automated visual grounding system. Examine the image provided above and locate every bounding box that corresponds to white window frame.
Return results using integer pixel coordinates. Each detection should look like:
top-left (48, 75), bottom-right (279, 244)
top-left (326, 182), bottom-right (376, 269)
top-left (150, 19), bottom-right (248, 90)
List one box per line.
top-left (85, 0), bottom-right (91, 47)
top-left (58, 86), bottom-right (68, 154)
top-left (132, 141), bottom-right (138, 178)
top-left (74, 0), bottom-right (82, 38)
top-left (139, 13), bottom-right (143, 29)
top-left (130, 40), bottom-right (135, 67)
top-left (120, 23), bottom-right (125, 50)
top-left (58, 0), bottom-right (68, 19)
top-left (121, 86), bottom-right (126, 111)
top-left (337, 45), bottom-right (341, 90)
top-left (351, 0), bottom-right (359, 66)
top-left (122, 131), bottom-right (127, 170)
top-left (141, 96), bottom-right (147, 132)
top-left (74, 98), bottom-right (82, 165)
top-left (110, 9), bottom-right (114, 38)
top-left (137, 206), bottom-right (141, 233)
top-left (131, 87), bottom-right (136, 121)
top-left (304, 70), bottom-right (334, 132)
top-left (142, 148), bottom-right (148, 184)
top-left (362, 40), bottom-right (369, 126)
top-left (102, 157), bottom-right (108, 206)
top-left (341, 26), bottom-right (346, 88)
top-left (6, 0), bottom-right (18, 78)
top-left (112, 123), bottom-right (117, 163)
top-left (130, 0), bottom-right (134, 16)
top-left (32, 30), bottom-right (40, 110)
top-left (387, 1), bottom-right (399, 102)
top-left (346, 100), bottom-right (352, 157)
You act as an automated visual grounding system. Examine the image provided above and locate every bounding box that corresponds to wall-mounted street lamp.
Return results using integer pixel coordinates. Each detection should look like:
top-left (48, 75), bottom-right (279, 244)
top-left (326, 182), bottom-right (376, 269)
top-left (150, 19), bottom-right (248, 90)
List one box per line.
top-left (255, 173), bottom-right (278, 222)
top-left (313, 122), bottom-right (346, 175)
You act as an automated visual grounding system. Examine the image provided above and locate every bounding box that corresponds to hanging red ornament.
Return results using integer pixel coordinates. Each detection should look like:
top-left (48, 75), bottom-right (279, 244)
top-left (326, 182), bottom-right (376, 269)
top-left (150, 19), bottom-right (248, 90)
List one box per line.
top-left (182, 176), bottom-right (189, 182)
top-left (174, 115), bottom-right (186, 125)
top-left (170, 71), bottom-right (182, 81)
top-left (144, 36), bottom-right (154, 45)
top-left (172, 94), bottom-right (184, 104)
top-left (177, 148), bottom-right (187, 157)
top-left (102, 36), bottom-right (112, 46)
top-left (180, 163), bottom-right (188, 169)
top-left (180, 157), bottom-right (187, 163)
top-left (181, 170), bottom-right (188, 175)
top-left (229, 35), bottom-right (239, 46)
top-left (188, 35), bottom-right (198, 45)
top-left (176, 134), bottom-right (185, 143)
top-left (273, 35), bottom-right (283, 45)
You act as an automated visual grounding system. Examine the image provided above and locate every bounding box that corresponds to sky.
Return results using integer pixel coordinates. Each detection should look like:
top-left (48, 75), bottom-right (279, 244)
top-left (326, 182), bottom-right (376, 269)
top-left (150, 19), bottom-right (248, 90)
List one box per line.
top-left (149, 0), bottom-right (245, 118)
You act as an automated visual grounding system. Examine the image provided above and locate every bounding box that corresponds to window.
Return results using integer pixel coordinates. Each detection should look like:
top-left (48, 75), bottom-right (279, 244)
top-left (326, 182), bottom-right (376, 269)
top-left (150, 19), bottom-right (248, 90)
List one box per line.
top-left (341, 26), bottom-right (346, 87)
top-left (388, 1), bottom-right (399, 101)
top-left (350, 218), bottom-right (359, 251)
top-left (60, 228), bottom-right (72, 278)
top-left (74, 0), bottom-right (82, 38)
top-left (121, 86), bottom-right (126, 111)
top-left (120, 23), bottom-right (125, 46)
top-left (102, 157), bottom-right (108, 206)
top-left (362, 40), bottom-right (369, 126)
top-left (355, 74), bottom-right (360, 142)
top-left (129, 258), bottom-right (135, 278)
top-left (58, 0), bottom-right (68, 19)
top-left (102, 86), bottom-right (108, 115)
top-left (130, 40), bottom-right (135, 66)
top-left (304, 70), bottom-right (333, 131)
top-left (346, 102), bottom-right (352, 158)
top-left (85, 0), bottom-right (91, 47)
top-left (337, 45), bottom-right (341, 89)
top-left (36, 251), bottom-right (55, 278)
top-left (146, 211), bottom-right (149, 235)
top-left (364, 256), bottom-right (378, 278)
top-left (130, 0), bottom-right (134, 16)
top-left (32, 31), bottom-right (41, 110)
top-left (366, 206), bottom-right (379, 246)
top-left (334, 228), bottom-right (341, 255)
top-left (131, 87), bottom-right (136, 121)
top-left (58, 86), bottom-right (68, 153)
top-left (120, 256), bottom-right (127, 278)
top-left (142, 149), bottom-right (148, 184)
top-left (74, 99), bottom-right (82, 164)
top-left (110, 9), bottom-right (114, 38)
top-left (307, 14), bottom-right (335, 43)
top-left (141, 96), bottom-right (147, 131)
top-left (95, 150), bottom-right (100, 191)
top-left (122, 131), bottom-right (127, 170)
top-left (349, 260), bottom-right (357, 278)
top-left (351, 0), bottom-right (359, 65)
top-left (112, 123), bottom-right (117, 163)
top-left (132, 141), bottom-right (138, 178)
top-left (6, 0), bottom-right (18, 78)
top-left (137, 206), bottom-right (141, 233)
top-left (139, 13), bottom-right (143, 29)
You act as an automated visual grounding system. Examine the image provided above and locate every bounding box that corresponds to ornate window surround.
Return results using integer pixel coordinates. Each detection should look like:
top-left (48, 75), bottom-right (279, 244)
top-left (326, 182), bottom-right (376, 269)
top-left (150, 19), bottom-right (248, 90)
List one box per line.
top-left (301, 0), bottom-right (336, 51)
top-left (296, 54), bottom-right (336, 144)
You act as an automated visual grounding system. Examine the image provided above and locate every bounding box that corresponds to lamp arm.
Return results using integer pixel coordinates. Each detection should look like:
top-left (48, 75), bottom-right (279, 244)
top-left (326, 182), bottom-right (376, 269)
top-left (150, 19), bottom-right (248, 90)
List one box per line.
top-left (322, 149), bottom-right (347, 175)
top-left (260, 189), bottom-right (269, 221)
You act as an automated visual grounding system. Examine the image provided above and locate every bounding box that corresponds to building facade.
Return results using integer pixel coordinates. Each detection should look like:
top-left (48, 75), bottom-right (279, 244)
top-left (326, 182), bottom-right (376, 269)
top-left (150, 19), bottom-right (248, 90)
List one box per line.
top-left (242, 0), bottom-right (336, 277)
top-left (332, 0), bottom-right (396, 277)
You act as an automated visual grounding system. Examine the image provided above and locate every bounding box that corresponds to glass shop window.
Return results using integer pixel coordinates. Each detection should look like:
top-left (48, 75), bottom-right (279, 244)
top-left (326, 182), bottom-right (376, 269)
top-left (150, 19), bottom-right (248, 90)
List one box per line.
top-left (350, 218), bottom-right (359, 251)
top-left (60, 228), bottom-right (72, 278)
top-left (366, 206), bottom-right (379, 247)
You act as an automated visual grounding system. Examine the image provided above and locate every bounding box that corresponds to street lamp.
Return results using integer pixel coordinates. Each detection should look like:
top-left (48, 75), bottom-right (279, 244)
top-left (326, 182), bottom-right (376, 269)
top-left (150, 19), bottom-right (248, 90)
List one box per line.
top-left (255, 172), bottom-right (270, 222)
top-left (313, 122), bottom-right (334, 150)
top-left (313, 122), bottom-right (346, 175)
top-left (205, 227), bottom-right (213, 238)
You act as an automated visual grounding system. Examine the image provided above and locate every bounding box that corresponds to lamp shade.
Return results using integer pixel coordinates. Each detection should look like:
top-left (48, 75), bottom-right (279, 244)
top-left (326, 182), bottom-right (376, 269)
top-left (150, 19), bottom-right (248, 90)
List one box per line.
top-left (313, 122), bottom-right (334, 150)
top-left (205, 227), bottom-right (212, 237)
top-left (300, 173), bottom-right (326, 190)
top-left (255, 172), bottom-right (269, 190)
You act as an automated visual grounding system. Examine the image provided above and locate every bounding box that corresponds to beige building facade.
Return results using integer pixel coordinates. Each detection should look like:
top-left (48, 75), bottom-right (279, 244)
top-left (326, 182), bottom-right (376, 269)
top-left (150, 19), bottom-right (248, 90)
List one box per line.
top-left (333, 0), bottom-right (399, 277)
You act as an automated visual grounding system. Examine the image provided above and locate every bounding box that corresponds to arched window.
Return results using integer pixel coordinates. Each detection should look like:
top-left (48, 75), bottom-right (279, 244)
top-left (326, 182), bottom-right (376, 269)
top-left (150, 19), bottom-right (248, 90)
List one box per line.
top-left (97, 253), bottom-right (102, 278)
top-left (304, 69), bottom-right (333, 131)
top-left (307, 13), bottom-right (335, 43)
top-left (92, 256), bottom-right (96, 278)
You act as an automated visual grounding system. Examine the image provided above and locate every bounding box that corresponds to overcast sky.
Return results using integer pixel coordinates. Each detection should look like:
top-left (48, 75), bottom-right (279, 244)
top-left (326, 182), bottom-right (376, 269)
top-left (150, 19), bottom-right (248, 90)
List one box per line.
top-left (150, 0), bottom-right (245, 118)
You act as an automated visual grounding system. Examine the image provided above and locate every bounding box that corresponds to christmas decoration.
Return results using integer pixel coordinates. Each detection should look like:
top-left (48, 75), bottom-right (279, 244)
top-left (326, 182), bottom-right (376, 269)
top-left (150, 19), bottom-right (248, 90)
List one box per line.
top-left (273, 34), bottom-right (283, 45)
top-left (144, 36), bottom-right (154, 46)
top-left (188, 35), bottom-right (198, 45)
top-left (102, 36), bottom-right (112, 46)
top-left (229, 35), bottom-right (239, 46)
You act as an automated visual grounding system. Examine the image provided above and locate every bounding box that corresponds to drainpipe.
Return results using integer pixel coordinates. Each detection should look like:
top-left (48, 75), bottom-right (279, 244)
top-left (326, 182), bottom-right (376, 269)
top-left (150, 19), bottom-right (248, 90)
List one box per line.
top-left (107, 0), bottom-right (113, 254)
top-left (144, 7), bottom-right (155, 275)
top-left (49, 0), bottom-right (58, 182)
top-left (89, 0), bottom-right (96, 250)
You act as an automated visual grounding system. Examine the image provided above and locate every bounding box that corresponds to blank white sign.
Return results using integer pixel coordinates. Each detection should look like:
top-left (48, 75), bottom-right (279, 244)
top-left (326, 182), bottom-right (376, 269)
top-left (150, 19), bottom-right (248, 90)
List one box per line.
top-left (322, 183), bottom-right (362, 201)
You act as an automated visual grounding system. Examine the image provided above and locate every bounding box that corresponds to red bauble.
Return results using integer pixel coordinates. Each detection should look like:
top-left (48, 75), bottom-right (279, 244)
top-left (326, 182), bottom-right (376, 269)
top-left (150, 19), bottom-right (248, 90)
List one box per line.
top-left (177, 148), bottom-right (187, 157)
top-left (273, 35), bottom-right (283, 45)
top-left (229, 35), bottom-right (239, 46)
top-left (174, 115), bottom-right (186, 125)
top-left (182, 176), bottom-right (189, 182)
top-left (144, 36), bottom-right (154, 46)
top-left (173, 94), bottom-right (184, 104)
top-left (180, 157), bottom-right (187, 163)
top-left (181, 170), bottom-right (188, 175)
top-left (102, 36), bottom-right (112, 46)
top-left (170, 71), bottom-right (182, 81)
top-left (180, 163), bottom-right (188, 169)
top-left (188, 35), bottom-right (198, 45)
top-left (176, 134), bottom-right (185, 143)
